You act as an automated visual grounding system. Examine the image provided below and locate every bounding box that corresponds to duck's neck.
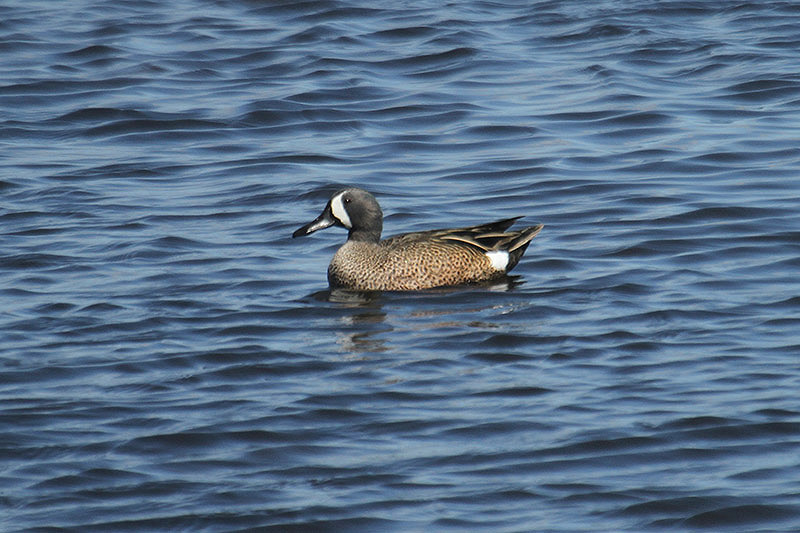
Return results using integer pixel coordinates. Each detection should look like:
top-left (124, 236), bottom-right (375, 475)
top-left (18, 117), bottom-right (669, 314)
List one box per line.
top-left (348, 227), bottom-right (381, 243)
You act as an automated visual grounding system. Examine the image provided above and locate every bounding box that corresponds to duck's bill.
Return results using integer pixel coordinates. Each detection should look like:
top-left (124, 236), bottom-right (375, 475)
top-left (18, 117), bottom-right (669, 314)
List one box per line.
top-left (292, 206), bottom-right (335, 238)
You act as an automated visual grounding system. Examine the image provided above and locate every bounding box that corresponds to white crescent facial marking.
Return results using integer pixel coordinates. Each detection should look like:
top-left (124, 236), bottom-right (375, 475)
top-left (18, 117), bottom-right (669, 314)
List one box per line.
top-left (485, 250), bottom-right (509, 271)
top-left (330, 192), bottom-right (352, 229)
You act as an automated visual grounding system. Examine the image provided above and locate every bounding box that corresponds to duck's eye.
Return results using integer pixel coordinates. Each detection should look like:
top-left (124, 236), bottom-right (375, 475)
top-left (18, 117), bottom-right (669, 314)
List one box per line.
top-left (344, 197), bottom-right (351, 204)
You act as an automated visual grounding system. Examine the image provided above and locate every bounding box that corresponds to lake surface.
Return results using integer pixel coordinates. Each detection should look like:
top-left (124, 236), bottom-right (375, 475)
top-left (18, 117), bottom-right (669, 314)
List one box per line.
top-left (2, 1), bottom-right (800, 531)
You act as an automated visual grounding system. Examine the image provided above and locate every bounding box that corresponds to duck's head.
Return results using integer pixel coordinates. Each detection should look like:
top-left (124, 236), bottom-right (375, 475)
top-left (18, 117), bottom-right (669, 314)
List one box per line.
top-left (293, 187), bottom-right (383, 242)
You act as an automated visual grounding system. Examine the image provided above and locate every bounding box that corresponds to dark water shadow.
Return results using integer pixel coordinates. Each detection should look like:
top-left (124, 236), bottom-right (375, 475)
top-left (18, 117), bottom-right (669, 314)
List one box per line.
top-left (306, 274), bottom-right (526, 305)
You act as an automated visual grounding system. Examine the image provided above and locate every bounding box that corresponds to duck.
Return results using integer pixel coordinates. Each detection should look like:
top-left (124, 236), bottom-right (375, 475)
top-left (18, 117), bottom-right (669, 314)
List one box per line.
top-left (292, 187), bottom-right (543, 291)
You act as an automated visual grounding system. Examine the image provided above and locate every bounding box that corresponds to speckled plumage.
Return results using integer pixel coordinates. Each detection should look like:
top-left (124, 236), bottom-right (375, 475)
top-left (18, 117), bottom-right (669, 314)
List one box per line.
top-left (293, 187), bottom-right (543, 291)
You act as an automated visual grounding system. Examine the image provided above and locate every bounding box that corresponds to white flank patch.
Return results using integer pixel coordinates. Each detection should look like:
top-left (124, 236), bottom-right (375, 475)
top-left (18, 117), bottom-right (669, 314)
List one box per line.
top-left (330, 193), bottom-right (352, 228)
top-left (485, 250), bottom-right (509, 271)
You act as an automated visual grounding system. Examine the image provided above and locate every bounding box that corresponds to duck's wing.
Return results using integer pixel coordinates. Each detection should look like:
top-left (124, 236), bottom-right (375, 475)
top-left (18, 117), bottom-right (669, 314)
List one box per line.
top-left (383, 217), bottom-right (519, 245)
top-left (384, 217), bottom-right (542, 258)
top-left (438, 218), bottom-right (542, 253)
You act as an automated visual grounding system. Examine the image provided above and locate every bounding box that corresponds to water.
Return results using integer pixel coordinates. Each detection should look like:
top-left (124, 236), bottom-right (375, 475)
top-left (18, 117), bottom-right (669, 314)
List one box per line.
top-left (2, 1), bottom-right (800, 531)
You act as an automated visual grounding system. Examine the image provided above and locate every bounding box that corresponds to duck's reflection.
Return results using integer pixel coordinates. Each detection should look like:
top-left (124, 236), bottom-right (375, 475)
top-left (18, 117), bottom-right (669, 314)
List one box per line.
top-left (307, 275), bottom-right (525, 355)
top-left (308, 288), bottom-right (391, 353)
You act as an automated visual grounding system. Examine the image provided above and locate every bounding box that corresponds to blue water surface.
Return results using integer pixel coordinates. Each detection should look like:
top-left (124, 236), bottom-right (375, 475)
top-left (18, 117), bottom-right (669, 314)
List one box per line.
top-left (2, 1), bottom-right (800, 531)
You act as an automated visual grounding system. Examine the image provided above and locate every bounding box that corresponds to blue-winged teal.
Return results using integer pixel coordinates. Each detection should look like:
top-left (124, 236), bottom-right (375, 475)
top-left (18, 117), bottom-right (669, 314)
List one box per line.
top-left (292, 187), bottom-right (543, 291)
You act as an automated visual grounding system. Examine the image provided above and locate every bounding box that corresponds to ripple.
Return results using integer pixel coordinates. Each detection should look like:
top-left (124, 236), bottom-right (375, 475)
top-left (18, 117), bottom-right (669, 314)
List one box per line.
top-left (3, 0), bottom-right (800, 531)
